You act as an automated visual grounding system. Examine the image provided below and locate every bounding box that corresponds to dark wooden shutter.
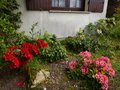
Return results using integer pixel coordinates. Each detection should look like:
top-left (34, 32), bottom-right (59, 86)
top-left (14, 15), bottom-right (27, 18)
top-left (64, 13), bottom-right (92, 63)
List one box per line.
top-left (88, 0), bottom-right (104, 12)
top-left (26, 0), bottom-right (50, 11)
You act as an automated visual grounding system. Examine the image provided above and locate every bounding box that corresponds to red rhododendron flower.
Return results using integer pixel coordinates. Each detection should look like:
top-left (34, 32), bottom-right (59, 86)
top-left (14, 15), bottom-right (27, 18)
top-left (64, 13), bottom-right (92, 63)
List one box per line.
top-left (3, 46), bottom-right (21, 69)
top-left (3, 39), bottom-right (47, 70)
top-left (3, 51), bottom-right (14, 61)
top-left (8, 45), bottom-right (18, 51)
top-left (16, 79), bottom-right (25, 87)
top-left (10, 63), bottom-right (18, 69)
top-left (21, 42), bottom-right (33, 60)
top-left (12, 57), bottom-right (20, 68)
top-left (20, 58), bottom-right (29, 65)
top-left (31, 43), bottom-right (39, 55)
top-left (21, 42), bottom-right (39, 59)
top-left (21, 42), bottom-right (31, 50)
top-left (37, 39), bottom-right (48, 48)
top-left (21, 43), bottom-right (31, 54)
top-left (24, 52), bottom-right (33, 60)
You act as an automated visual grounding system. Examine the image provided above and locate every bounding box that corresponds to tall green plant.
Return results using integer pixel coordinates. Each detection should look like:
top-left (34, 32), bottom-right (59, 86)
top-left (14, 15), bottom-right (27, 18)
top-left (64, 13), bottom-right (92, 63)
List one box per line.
top-left (114, 8), bottom-right (120, 21)
top-left (0, 0), bottom-right (21, 51)
top-left (0, 0), bottom-right (21, 42)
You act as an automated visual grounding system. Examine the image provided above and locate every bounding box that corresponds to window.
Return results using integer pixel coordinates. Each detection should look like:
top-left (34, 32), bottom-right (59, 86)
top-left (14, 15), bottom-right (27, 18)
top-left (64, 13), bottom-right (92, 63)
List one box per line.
top-left (26, 0), bottom-right (105, 13)
top-left (52, 0), bottom-right (65, 7)
top-left (70, 0), bottom-right (81, 8)
top-left (51, 0), bottom-right (84, 11)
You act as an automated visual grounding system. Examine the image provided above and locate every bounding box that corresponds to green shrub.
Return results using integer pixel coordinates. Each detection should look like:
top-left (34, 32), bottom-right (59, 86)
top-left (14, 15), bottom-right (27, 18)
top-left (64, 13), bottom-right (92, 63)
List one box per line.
top-left (38, 32), bottom-right (67, 62)
top-left (62, 18), bottom-right (116, 53)
top-left (62, 35), bottom-right (100, 53)
top-left (0, 0), bottom-right (21, 50)
top-left (63, 37), bottom-right (84, 53)
top-left (114, 8), bottom-right (120, 21)
top-left (0, 36), bottom-right (7, 52)
top-left (109, 21), bottom-right (120, 39)
top-left (85, 18), bottom-right (115, 37)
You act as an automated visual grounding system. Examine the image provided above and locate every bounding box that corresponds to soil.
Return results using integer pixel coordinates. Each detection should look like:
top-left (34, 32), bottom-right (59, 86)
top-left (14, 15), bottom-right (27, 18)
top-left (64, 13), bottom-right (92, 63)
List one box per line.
top-left (0, 60), bottom-right (85, 90)
top-left (0, 68), bottom-right (27, 90)
top-left (0, 60), bottom-right (118, 90)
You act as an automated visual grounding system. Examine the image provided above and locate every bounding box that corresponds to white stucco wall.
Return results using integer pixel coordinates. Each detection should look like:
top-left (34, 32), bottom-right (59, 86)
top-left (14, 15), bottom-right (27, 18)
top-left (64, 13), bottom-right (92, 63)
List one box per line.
top-left (17, 0), bottom-right (108, 38)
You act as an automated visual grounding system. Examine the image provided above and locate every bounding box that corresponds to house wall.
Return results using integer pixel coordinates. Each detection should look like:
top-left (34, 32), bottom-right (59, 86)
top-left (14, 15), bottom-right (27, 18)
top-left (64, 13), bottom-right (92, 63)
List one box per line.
top-left (17, 0), bottom-right (108, 38)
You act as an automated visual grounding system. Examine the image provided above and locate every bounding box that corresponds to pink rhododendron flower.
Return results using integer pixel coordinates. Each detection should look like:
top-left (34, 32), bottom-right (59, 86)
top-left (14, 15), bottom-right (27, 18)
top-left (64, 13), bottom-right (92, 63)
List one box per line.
top-left (95, 72), bottom-right (108, 90)
top-left (107, 68), bottom-right (115, 77)
top-left (67, 51), bottom-right (115, 90)
top-left (68, 61), bottom-right (77, 70)
top-left (94, 57), bottom-right (115, 78)
top-left (99, 56), bottom-right (110, 63)
top-left (79, 51), bottom-right (91, 59)
top-left (80, 66), bottom-right (89, 75)
top-left (82, 58), bottom-right (93, 66)
top-left (102, 83), bottom-right (108, 90)
top-left (95, 59), bottom-right (107, 68)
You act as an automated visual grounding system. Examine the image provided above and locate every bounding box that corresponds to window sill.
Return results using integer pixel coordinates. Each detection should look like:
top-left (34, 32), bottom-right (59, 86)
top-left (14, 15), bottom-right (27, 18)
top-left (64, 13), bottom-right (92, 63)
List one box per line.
top-left (49, 10), bottom-right (90, 14)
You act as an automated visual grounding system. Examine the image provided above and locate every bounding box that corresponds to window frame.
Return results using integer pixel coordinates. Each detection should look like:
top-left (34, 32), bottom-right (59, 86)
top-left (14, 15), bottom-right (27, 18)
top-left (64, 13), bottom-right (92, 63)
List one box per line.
top-left (51, 0), bottom-right (85, 11)
top-left (26, 0), bottom-right (105, 13)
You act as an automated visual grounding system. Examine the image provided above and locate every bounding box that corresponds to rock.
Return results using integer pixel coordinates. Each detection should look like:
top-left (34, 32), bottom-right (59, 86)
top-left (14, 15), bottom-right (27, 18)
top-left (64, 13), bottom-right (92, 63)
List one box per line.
top-left (31, 70), bottom-right (50, 88)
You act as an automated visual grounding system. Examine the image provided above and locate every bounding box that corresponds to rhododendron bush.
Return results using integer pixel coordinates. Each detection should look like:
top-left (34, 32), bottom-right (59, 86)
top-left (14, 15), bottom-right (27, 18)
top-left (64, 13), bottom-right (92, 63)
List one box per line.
top-left (67, 51), bottom-right (115, 90)
top-left (2, 39), bottom-right (48, 69)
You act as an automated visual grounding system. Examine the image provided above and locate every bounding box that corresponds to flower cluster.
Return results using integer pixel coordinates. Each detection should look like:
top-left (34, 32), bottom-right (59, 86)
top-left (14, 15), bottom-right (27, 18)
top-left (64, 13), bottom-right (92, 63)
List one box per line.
top-left (2, 39), bottom-right (48, 69)
top-left (79, 51), bottom-right (91, 59)
top-left (68, 61), bottom-right (77, 70)
top-left (67, 51), bottom-right (115, 90)
top-left (95, 72), bottom-right (108, 90)
top-left (95, 56), bottom-right (115, 78)
top-left (37, 39), bottom-right (48, 48)
top-left (3, 45), bottom-right (20, 69)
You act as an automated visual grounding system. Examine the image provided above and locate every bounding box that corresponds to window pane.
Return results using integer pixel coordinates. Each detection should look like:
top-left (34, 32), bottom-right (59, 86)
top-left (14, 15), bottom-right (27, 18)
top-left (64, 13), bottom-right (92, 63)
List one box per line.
top-left (59, 0), bottom-right (65, 7)
top-left (76, 0), bottom-right (81, 8)
top-left (52, 0), bottom-right (65, 7)
top-left (52, 0), bottom-right (54, 7)
top-left (70, 0), bottom-right (81, 8)
top-left (52, 0), bottom-right (59, 7)
top-left (70, 0), bottom-right (76, 8)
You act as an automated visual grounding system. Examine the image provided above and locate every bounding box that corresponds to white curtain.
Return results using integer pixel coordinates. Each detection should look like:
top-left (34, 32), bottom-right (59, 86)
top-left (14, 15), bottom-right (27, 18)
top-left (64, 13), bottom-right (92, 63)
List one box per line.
top-left (70, 0), bottom-right (81, 8)
top-left (59, 0), bottom-right (65, 7)
top-left (52, 0), bottom-right (65, 7)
